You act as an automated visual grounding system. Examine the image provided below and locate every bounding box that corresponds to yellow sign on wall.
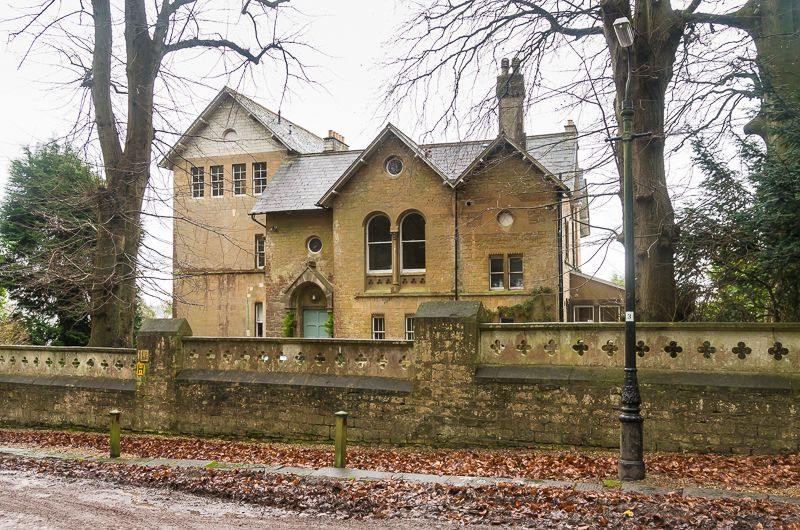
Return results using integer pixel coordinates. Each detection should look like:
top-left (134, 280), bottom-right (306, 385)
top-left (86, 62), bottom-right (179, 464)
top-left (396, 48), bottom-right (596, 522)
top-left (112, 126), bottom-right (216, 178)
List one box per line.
top-left (135, 362), bottom-right (146, 377)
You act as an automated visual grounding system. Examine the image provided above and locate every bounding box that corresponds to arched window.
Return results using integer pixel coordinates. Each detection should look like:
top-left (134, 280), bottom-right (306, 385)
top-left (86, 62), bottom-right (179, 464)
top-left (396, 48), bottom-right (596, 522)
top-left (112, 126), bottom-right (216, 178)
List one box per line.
top-left (401, 213), bottom-right (426, 271)
top-left (367, 215), bottom-right (392, 273)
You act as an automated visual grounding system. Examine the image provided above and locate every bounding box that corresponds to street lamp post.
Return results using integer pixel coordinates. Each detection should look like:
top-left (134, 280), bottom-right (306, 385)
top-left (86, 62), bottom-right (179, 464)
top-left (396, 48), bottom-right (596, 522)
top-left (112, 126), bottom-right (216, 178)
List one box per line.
top-left (612, 16), bottom-right (645, 481)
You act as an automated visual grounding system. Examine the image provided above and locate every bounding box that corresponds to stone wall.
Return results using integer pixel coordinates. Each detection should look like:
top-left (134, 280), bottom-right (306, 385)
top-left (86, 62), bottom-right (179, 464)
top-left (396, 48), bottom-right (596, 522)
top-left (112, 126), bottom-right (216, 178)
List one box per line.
top-left (0, 308), bottom-right (798, 454)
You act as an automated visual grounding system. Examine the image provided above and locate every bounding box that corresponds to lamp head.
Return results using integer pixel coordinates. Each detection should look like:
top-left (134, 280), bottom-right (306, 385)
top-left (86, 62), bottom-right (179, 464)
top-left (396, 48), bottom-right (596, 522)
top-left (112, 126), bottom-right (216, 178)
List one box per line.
top-left (613, 17), bottom-right (635, 48)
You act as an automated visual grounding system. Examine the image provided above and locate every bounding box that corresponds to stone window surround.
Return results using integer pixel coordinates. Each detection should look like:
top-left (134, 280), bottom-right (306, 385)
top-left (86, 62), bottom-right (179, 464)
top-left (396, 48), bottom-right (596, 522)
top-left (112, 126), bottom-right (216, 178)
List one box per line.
top-left (255, 235), bottom-right (265, 269)
top-left (210, 165), bottom-right (224, 197)
top-left (365, 211), bottom-right (428, 293)
top-left (232, 163), bottom-right (246, 195)
top-left (253, 162), bottom-right (267, 195)
top-left (489, 254), bottom-right (524, 291)
top-left (191, 166), bottom-right (204, 198)
top-left (372, 314), bottom-right (385, 340)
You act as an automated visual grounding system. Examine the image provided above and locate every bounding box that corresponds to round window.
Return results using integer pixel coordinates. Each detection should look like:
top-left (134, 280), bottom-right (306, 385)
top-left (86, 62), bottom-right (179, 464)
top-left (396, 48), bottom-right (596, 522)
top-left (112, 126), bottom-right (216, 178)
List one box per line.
top-left (385, 157), bottom-right (404, 176)
top-left (497, 210), bottom-right (514, 227)
top-left (307, 236), bottom-right (323, 253)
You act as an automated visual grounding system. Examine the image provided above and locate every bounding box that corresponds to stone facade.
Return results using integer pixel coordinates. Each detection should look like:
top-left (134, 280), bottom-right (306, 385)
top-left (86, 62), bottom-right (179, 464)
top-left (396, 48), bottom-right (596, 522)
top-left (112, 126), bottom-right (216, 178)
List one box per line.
top-left (0, 310), bottom-right (797, 454)
top-left (164, 69), bottom-right (618, 340)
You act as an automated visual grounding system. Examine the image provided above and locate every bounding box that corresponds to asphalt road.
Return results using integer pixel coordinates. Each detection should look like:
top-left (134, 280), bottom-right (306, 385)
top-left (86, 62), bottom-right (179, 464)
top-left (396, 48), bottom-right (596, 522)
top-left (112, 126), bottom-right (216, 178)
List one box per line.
top-left (0, 469), bottom-right (487, 529)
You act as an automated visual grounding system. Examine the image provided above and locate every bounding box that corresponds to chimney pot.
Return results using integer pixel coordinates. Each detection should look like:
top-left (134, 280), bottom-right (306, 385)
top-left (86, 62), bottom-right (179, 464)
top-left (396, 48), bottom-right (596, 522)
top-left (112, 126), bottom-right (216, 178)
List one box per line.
top-left (324, 130), bottom-right (349, 152)
top-left (497, 55), bottom-right (526, 145)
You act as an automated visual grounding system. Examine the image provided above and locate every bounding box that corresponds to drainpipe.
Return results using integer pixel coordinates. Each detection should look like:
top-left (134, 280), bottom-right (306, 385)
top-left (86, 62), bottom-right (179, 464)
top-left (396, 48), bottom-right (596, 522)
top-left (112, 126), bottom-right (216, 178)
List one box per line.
top-left (556, 191), bottom-right (564, 322)
top-left (454, 185), bottom-right (460, 300)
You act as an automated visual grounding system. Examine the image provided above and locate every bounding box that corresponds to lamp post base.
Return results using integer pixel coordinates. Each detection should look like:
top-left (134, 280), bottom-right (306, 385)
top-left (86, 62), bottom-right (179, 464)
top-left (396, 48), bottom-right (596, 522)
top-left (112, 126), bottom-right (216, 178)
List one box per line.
top-left (619, 458), bottom-right (645, 481)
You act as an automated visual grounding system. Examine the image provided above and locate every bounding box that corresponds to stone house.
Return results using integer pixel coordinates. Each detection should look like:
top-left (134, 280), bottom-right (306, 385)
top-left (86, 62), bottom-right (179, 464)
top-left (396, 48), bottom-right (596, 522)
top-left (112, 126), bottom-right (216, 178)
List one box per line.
top-left (161, 59), bottom-right (622, 339)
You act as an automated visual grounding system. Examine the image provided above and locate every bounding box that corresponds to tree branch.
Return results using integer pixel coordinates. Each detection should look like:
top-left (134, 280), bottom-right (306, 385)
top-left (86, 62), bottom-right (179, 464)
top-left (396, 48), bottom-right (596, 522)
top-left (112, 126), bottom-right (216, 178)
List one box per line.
top-left (163, 37), bottom-right (283, 63)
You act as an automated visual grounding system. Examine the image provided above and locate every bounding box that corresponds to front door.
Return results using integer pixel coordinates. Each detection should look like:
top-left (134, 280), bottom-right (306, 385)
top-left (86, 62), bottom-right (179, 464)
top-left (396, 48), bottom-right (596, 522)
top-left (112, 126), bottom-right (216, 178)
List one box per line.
top-left (303, 309), bottom-right (330, 338)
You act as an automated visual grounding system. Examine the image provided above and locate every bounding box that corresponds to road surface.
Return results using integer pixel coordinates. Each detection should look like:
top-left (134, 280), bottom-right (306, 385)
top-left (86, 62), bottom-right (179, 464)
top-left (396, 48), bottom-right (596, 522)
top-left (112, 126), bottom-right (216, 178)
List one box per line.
top-left (0, 469), bottom-right (486, 529)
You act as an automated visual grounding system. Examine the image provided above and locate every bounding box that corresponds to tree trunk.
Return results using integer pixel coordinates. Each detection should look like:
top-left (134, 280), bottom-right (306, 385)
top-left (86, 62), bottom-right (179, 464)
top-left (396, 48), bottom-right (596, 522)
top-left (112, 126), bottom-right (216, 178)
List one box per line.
top-left (745, 0), bottom-right (800, 147)
top-left (87, 0), bottom-right (157, 347)
top-left (602, 0), bottom-right (684, 321)
top-left (87, 176), bottom-right (142, 347)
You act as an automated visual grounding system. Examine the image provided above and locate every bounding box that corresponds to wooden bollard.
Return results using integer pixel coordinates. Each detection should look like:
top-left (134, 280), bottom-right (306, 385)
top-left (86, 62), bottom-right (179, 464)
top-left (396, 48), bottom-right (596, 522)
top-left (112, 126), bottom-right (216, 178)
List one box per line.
top-left (334, 411), bottom-right (348, 468)
top-left (109, 409), bottom-right (121, 458)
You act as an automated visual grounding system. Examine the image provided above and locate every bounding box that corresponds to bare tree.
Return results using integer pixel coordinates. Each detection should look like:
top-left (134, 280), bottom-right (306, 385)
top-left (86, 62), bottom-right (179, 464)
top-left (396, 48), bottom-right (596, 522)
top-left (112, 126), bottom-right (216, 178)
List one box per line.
top-left (389, 0), bottom-right (797, 321)
top-left (9, 0), bottom-right (311, 346)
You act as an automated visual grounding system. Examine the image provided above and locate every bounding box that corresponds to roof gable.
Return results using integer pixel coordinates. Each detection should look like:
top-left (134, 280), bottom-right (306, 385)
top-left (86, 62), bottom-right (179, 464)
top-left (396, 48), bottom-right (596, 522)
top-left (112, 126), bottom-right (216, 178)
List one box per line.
top-left (454, 134), bottom-right (570, 193)
top-left (160, 87), bottom-right (323, 169)
top-left (316, 124), bottom-right (453, 207)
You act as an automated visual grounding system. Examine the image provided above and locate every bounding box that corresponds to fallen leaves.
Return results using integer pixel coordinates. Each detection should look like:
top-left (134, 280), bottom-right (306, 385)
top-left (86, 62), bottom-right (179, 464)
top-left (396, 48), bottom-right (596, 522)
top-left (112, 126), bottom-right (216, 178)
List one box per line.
top-left (0, 428), bottom-right (798, 492)
top-left (1, 455), bottom-right (798, 529)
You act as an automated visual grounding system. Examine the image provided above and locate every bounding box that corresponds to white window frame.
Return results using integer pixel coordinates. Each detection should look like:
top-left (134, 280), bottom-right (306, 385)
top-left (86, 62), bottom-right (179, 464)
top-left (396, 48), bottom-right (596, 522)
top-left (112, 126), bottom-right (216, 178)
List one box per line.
top-left (489, 255), bottom-right (504, 290)
top-left (599, 305), bottom-right (621, 322)
top-left (508, 255), bottom-right (524, 290)
top-left (232, 163), bottom-right (246, 195)
top-left (366, 214), bottom-right (392, 274)
top-left (191, 167), bottom-right (204, 198)
top-left (210, 165), bottom-right (224, 197)
top-left (405, 315), bottom-right (415, 341)
top-left (254, 302), bottom-right (264, 337)
top-left (400, 213), bottom-right (426, 273)
top-left (573, 305), bottom-right (595, 322)
top-left (253, 162), bottom-right (267, 195)
top-left (372, 315), bottom-right (385, 340)
top-left (255, 235), bottom-right (265, 269)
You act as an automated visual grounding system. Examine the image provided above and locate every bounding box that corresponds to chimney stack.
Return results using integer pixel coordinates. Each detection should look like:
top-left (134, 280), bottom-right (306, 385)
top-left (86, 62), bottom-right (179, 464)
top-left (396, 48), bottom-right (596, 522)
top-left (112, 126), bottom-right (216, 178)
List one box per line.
top-left (324, 130), bottom-right (349, 152)
top-left (564, 119), bottom-right (577, 134)
top-left (496, 57), bottom-right (526, 146)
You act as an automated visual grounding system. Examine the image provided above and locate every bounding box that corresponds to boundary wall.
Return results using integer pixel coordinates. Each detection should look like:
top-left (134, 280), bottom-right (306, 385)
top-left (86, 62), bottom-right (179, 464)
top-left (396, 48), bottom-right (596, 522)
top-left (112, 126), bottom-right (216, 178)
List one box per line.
top-left (0, 303), bottom-right (797, 454)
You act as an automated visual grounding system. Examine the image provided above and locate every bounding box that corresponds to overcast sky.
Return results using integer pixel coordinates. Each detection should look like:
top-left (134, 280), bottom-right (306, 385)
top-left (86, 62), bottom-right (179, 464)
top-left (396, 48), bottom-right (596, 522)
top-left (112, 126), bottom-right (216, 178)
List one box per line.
top-left (0, 0), bottom-right (688, 305)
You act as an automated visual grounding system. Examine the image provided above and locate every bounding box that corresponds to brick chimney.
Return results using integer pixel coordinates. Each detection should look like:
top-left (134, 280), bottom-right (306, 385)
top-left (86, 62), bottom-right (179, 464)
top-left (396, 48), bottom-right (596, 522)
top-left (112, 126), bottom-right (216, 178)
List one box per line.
top-left (324, 130), bottom-right (349, 152)
top-left (496, 57), bottom-right (525, 146)
top-left (564, 119), bottom-right (577, 134)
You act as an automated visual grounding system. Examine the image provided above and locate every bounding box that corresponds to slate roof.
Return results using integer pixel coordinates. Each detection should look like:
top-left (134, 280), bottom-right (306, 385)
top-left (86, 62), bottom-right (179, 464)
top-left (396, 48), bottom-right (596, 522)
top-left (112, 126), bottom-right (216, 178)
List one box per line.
top-left (160, 87), bottom-right (323, 169)
top-left (252, 128), bottom-right (582, 215)
top-left (254, 150), bottom-right (363, 213)
top-left (232, 90), bottom-right (324, 155)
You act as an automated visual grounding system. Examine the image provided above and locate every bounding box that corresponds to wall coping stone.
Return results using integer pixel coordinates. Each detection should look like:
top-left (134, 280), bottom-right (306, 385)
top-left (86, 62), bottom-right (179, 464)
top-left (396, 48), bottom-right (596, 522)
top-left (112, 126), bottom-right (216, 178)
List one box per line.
top-left (184, 336), bottom-right (410, 346)
top-left (480, 322), bottom-right (800, 331)
top-left (0, 345), bottom-right (135, 355)
top-left (416, 301), bottom-right (481, 319)
top-left (176, 369), bottom-right (413, 394)
top-left (0, 374), bottom-right (135, 392)
top-left (476, 365), bottom-right (800, 390)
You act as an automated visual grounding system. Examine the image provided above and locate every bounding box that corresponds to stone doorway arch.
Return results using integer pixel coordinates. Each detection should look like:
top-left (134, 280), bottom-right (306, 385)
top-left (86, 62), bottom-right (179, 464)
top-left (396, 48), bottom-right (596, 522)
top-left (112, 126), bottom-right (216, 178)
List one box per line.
top-left (284, 264), bottom-right (333, 338)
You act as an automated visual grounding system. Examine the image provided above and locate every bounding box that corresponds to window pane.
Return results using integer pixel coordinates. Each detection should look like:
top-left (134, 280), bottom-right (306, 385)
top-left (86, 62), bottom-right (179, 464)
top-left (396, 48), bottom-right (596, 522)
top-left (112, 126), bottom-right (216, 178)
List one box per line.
top-left (402, 241), bottom-right (425, 270)
top-left (405, 316), bottom-right (414, 341)
top-left (233, 164), bottom-right (246, 195)
top-left (211, 166), bottom-right (223, 196)
top-left (368, 242), bottom-right (392, 271)
top-left (490, 257), bottom-right (504, 273)
top-left (509, 256), bottom-right (523, 273)
top-left (490, 273), bottom-right (504, 289)
top-left (509, 273), bottom-right (524, 289)
top-left (367, 215), bottom-right (391, 242)
top-left (600, 306), bottom-right (621, 322)
top-left (401, 213), bottom-right (425, 240)
top-left (253, 162), bottom-right (267, 194)
top-left (575, 306), bottom-right (594, 322)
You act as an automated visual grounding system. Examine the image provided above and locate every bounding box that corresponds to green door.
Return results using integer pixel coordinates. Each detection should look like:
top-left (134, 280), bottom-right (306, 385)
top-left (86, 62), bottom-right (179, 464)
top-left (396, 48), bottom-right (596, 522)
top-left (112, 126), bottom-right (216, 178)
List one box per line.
top-left (303, 309), bottom-right (330, 338)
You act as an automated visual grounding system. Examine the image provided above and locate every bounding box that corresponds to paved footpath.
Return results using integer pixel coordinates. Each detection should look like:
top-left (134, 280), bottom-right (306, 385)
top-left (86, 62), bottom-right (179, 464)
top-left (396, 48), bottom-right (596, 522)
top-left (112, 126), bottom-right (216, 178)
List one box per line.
top-left (1, 446), bottom-right (798, 506)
